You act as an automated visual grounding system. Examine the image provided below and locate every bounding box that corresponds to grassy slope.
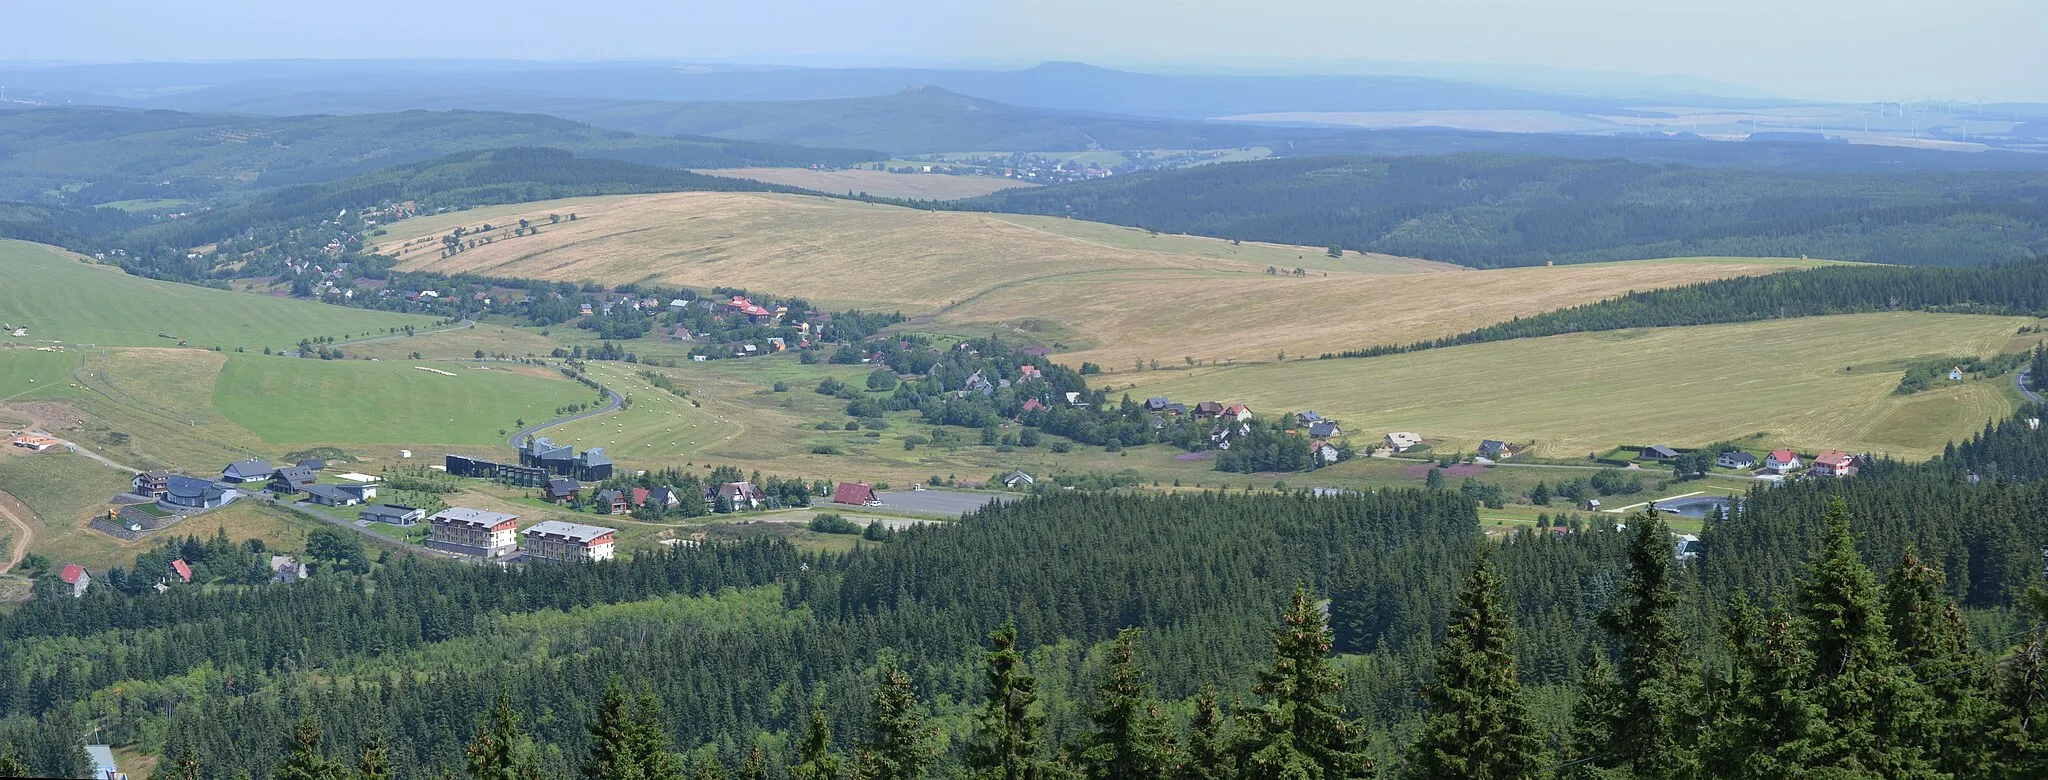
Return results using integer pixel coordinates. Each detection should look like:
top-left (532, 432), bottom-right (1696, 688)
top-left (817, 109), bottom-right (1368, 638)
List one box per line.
top-left (372, 193), bottom-right (1827, 366)
top-left (0, 452), bottom-right (142, 569)
top-left (1119, 313), bottom-right (2029, 460)
top-left (0, 239), bottom-right (436, 350)
top-left (212, 356), bottom-right (593, 446)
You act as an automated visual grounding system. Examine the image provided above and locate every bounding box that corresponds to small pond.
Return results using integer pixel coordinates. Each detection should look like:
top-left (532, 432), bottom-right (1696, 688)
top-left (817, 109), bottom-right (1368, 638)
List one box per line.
top-left (1654, 495), bottom-right (1733, 519)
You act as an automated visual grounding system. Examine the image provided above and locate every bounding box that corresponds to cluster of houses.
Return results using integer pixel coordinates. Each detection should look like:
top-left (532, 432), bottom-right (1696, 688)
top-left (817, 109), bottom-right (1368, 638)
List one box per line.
top-left (423, 507), bottom-right (616, 563)
top-left (55, 549), bottom-right (312, 599)
top-left (1713, 448), bottom-right (1859, 479)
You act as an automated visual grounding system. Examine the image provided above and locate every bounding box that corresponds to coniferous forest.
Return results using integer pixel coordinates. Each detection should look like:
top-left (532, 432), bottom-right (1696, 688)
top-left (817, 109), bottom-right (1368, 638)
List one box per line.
top-left (8, 408), bottom-right (2048, 777)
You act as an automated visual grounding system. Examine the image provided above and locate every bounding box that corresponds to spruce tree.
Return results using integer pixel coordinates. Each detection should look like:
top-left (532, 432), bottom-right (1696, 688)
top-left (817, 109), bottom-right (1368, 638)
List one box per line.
top-left (585, 681), bottom-right (651, 780)
top-left (158, 735), bottom-right (204, 780)
top-left (1699, 596), bottom-right (1821, 778)
top-left (1405, 553), bottom-right (1542, 779)
top-left (1179, 686), bottom-right (1235, 780)
top-left (633, 691), bottom-right (683, 780)
top-left (1885, 548), bottom-right (1992, 776)
top-left (357, 730), bottom-right (392, 780)
top-left (790, 709), bottom-right (843, 780)
top-left (0, 746), bottom-right (28, 779)
top-left (1796, 498), bottom-right (1936, 776)
top-left (1593, 512), bottom-right (1697, 779)
top-left (1237, 585), bottom-right (1373, 780)
top-left (468, 693), bottom-right (542, 780)
top-left (1989, 588), bottom-right (2048, 775)
top-left (741, 748), bottom-right (768, 780)
top-left (856, 660), bottom-right (937, 780)
top-left (1557, 648), bottom-right (1625, 780)
top-left (274, 718), bottom-right (349, 780)
top-left (968, 620), bottom-right (1051, 780)
top-left (1079, 628), bottom-right (1175, 780)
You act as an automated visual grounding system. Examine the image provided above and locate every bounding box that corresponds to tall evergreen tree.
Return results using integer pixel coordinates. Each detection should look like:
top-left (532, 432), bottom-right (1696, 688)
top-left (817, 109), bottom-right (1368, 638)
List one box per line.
top-left (158, 735), bottom-right (204, 780)
top-left (633, 692), bottom-right (682, 780)
top-left (585, 680), bottom-right (652, 780)
top-left (1990, 588), bottom-right (2048, 775)
top-left (273, 718), bottom-right (348, 780)
top-left (741, 747), bottom-right (769, 780)
top-left (1593, 512), bottom-right (1696, 779)
top-left (1237, 585), bottom-right (1373, 780)
top-left (468, 693), bottom-right (542, 780)
top-left (1885, 548), bottom-right (1992, 776)
top-left (1405, 553), bottom-right (1542, 779)
top-left (1699, 596), bottom-right (1821, 778)
top-left (790, 709), bottom-right (843, 780)
top-left (0, 745), bottom-right (28, 779)
top-left (1557, 648), bottom-right (1624, 780)
top-left (357, 730), bottom-right (392, 780)
top-left (856, 660), bottom-right (937, 780)
top-left (1795, 498), bottom-right (1936, 776)
top-left (1079, 628), bottom-right (1175, 780)
top-left (968, 621), bottom-right (1051, 780)
top-left (1179, 686), bottom-right (1235, 780)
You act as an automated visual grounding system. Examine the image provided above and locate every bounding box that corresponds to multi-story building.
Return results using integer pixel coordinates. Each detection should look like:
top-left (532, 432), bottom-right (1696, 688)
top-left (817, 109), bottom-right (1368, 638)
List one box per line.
top-left (521, 520), bottom-right (617, 563)
top-left (427, 508), bottom-right (520, 558)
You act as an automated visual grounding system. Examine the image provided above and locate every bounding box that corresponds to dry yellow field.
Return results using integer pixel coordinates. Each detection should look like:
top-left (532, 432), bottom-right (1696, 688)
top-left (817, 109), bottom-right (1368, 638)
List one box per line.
top-left (1118, 312), bottom-right (2030, 460)
top-left (376, 193), bottom-right (1827, 366)
top-left (693, 168), bottom-right (1037, 199)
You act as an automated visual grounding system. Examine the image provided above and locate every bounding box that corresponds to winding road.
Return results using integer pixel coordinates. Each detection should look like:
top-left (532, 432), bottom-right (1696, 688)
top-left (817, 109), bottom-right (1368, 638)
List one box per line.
top-left (286, 317), bottom-right (475, 357)
top-left (506, 383), bottom-right (626, 447)
top-left (0, 490), bottom-right (39, 573)
top-left (2020, 368), bottom-right (2042, 404)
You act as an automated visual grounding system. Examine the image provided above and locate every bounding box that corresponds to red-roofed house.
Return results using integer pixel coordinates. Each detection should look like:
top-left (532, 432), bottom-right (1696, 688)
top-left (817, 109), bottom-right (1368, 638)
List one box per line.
top-left (1021, 398), bottom-right (1045, 413)
top-left (833, 482), bottom-right (880, 506)
top-left (60, 565), bottom-right (90, 598)
top-left (1764, 449), bottom-right (1803, 474)
top-left (1223, 404), bottom-right (1253, 423)
top-left (1812, 450), bottom-right (1858, 477)
top-left (631, 487), bottom-right (651, 508)
top-left (170, 559), bottom-right (193, 584)
top-left (1018, 365), bottom-right (1042, 380)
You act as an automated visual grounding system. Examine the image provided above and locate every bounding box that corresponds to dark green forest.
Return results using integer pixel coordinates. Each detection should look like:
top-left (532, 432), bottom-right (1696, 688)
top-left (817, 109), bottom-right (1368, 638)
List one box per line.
top-left (959, 154), bottom-right (2048, 267)
top-left (10, 405), bottom-right (2048, 777)
top-left (0, 106), bottom-right (882, 204)
top-left (1328, 255), bottom-right (2048, 358)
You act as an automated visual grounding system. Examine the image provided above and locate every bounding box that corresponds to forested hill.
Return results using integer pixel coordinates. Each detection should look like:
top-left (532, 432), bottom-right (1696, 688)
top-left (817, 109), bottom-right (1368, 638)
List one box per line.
top-left (1332, 255), bottom-right (2048, 358)
top-left (959, 154), bottom-right (2048, 267)
top-left (0, 106), bottom-right (883, 205)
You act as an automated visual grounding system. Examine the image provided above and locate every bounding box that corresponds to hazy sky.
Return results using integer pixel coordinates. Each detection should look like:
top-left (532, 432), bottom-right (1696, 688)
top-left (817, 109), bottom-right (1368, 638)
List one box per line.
top-left (12, 0), bottom-right (2046, 101)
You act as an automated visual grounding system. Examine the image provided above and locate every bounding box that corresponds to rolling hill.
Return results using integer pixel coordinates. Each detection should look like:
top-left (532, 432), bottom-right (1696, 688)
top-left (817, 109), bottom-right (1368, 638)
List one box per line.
top-left (961, 154), bottom-right (2048, 267)
top-left (370, 191), bottom-right (1828, 366)
top-left (0, 106), bottom-right (883, 205)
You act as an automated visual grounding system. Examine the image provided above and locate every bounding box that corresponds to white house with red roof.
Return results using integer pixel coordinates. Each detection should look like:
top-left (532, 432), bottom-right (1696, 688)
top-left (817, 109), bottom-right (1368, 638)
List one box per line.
top-left (1223, 404), bottom-right (1253, 423)
top-left (1764, 449), bottom-right (1803, 474)
top-left (1812, 450), bottom-right (1858, 477)
top-left (60, 565), bottom-right (90, 598)
top-left (170, 559), bottom-right (194, 584)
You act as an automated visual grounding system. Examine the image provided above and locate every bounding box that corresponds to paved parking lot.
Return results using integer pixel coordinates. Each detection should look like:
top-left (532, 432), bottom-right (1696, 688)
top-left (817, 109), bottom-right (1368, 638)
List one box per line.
top-left (872, 490), bottom-right (1014, 517)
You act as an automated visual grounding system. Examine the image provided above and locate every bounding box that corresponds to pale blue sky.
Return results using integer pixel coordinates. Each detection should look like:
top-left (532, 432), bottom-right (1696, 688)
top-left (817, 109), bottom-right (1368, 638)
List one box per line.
top-left (11, 0), bottom-right (2045, 101)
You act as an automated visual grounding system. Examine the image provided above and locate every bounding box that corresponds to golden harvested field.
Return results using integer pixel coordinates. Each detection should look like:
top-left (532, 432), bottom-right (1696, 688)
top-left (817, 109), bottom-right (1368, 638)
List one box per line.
top-left (377, 193), bottom-right (1827, 366)
top-left (692, 168), bottom-right (1037, 199)
top-left (1119, 313), bottom-right (2031, 460)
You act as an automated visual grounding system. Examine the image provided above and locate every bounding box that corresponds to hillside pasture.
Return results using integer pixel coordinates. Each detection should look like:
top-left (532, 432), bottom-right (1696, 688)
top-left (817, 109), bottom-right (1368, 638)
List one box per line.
top-left (0, 239), bottom-right (435, 350)
top-left (1120, 313), bottom-right (2030, 460)
top-left (693, 168), bottom-right (1035, 199)
top-left (376, 193), bottom-right (1824, 365)
top-left (213, 356), bottom-right (595, 446)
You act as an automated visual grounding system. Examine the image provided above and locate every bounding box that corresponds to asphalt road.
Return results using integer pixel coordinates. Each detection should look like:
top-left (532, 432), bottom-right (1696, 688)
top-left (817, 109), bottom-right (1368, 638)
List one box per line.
top-left (506, 383), bottom-right (626, 447)
top-left (2021, 368), bottom-right (2042, 404)
top-left (260, 494), bottom-right (460, 561)
top-left (286, 318), bottom-right (474, 357)
top-left (871, 490), bottom-right (1014, 517)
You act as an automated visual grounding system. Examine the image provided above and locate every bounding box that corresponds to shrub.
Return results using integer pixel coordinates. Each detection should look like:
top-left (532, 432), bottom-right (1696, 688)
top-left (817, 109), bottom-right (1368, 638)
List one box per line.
top-left (808, 513), bottom-right (861, 534)
top-left (1050, 441), bottom-right (1073, 453)
top-left (811, 445), bottom-right (843, 455)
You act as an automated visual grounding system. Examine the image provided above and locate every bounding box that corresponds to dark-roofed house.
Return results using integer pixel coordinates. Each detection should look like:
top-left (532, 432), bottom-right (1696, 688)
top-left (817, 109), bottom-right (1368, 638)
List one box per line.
top-left (60, 565), bottom-right (89, 597)
top-left (1144, 397), bottom-right (1172, 411)
top-left (162, 475), bottom-right (241, 510)
top-left (717, 481), bottom-right (767, 510)
top-left (593, 489), bottom-right (628, 515)
top-left (360, 504), bottom-right (425, 526)
top-left (1479, 440), bottom-right (1512, 459)
top-left (302, 484), bottom-right (362, 507)
top-left (1003, 470), bottom-right (1035, 489)
top-left (428, 508), bottom-right (520, 558)
top-left (575, 448), bottom-right (613, 481)
top-left (646, 486), bottom-right (682, 510)
top-left (133, 470), bottom-right (171, 499)
top-left (523, 520), bottom-right (618, 563)
top-left (546, 478), bottom-right (581, 503)
top-left (1309, 422), bottom-right (1342, 438)
top-left (1717, 451), bottom-right (1759, 469)
top-left (1297, 411), bottom-right (1325, 423)
top-left (294, 457), bottom-right (326, 472)
top-left (833, 482), bottom-right (880, 506)
top-left (221, 459), bottom-right (274, 483)
top-left (270, 464), bottom-right (318, 493)
top-left (1639, 445), bottom-right (1680, 461)
top-left (1193, 401), bottom-right (1225, 418)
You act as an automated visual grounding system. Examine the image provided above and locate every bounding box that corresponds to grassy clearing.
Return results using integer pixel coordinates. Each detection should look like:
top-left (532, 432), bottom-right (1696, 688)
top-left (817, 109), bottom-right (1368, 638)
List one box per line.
top-left (0, 349), bottom-right (78, 402)
top-left (1121, 313), bottom-right (2029, 460)
top-left (693, 168), bottom-right (1036, 199)
top-left (0, 239), bottom-right (436, 350)
top-left (374, 193), bottom-right (1826, 366)
top-left (213, 356), bottom-right (593, 447)
top-left (0, 453), bottom-right (136, 568)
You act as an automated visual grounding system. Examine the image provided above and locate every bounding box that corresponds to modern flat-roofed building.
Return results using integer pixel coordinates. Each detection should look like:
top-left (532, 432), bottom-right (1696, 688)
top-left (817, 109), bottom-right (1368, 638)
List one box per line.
top-left (427, 507), bottom-right (521, 558)
top-left (522, 520), bottom-right (617, 563)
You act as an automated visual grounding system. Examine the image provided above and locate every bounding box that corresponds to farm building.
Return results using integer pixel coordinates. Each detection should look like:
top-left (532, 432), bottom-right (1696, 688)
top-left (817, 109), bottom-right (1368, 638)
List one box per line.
top-left (1812, 450), bottom-right (1858, 477)
top-left (1384, 432), bottom-right (1422, 452)
top-left (220, 459), bottom-right (275, 483)
top-left (360, 504), bottom-right (425, 526)
top-left (1003, 470), bottom-right (1036, 488)
top-left (834, 482), bottom-right (881, 506)
top-left (1639, 445), bottom-right (1680, 460)
top-left (1717, 451), bottom-right (1759, 469)
top-left (523, 520), bottom-right (618, 563)
top-left (427, 508), bottom-right (521, 558)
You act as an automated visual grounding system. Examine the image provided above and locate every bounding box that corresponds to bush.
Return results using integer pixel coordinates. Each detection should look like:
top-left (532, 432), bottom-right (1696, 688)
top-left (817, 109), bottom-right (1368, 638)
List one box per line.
top-left (1050, 441), bottom-right (1073, 453)
top-left (772, 381), bottom-right (790, 392)
top-left (808, 513), bottom-right (861, 534)
top-left (811, 445), bottom-right (843, 455)
top-left (814, 422), bottom-right (839, 431)
top-left (844, 421), bottom-right (861, 431)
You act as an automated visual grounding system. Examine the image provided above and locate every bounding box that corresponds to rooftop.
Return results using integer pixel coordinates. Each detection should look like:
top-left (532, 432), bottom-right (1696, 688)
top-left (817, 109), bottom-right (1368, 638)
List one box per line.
top-left (432, 507), bottom-right (519, 527)
top-left (524, 520), bottom-right (617, 544)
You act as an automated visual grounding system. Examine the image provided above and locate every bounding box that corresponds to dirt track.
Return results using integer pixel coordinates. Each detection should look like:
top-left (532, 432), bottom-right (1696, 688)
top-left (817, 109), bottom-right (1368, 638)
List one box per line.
top-left (0, 490), bottom-right (41, 574)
